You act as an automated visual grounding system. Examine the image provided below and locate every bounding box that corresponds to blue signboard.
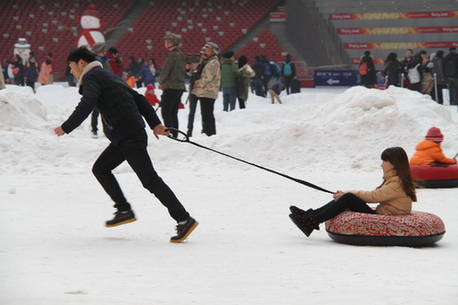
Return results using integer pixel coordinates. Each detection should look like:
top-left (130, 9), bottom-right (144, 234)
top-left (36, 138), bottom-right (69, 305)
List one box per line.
top-left (314, 70), bottom-right (359, 88)
top-left (314, 70), bottom-right (386, 89)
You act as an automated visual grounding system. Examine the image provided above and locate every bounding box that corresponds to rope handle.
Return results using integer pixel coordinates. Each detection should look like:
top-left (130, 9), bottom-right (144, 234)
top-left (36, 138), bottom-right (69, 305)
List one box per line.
top-left (166, 128), bottom-right (334, 194)
top-left (166, 128), bottom-right (191, 143)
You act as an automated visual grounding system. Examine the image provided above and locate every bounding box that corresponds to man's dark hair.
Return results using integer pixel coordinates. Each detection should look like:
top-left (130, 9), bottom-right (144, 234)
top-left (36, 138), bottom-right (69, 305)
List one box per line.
top-left (224, 51), bottom-right (234, 59)
top-left (67, 46), bottom-right (96, 64)
top-left (108, 47), bottom-right (118, 54)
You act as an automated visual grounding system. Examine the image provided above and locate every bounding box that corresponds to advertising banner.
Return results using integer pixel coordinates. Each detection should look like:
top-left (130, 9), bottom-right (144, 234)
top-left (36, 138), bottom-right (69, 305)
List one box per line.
top-left (344, 41), bottom-right (458, 49)
top-left (331, 11), bottom-right (458, 20)
top-left (338, 26), bottom-right (458, 35)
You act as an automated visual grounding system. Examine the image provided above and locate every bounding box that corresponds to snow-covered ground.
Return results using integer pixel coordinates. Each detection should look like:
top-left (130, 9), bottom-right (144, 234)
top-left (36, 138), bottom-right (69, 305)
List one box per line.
top-left (1, 83), bottom-right (457, 304)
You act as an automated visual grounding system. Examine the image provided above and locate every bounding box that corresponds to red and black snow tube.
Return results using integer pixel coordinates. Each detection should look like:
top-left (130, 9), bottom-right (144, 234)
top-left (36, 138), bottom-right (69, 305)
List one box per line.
top-left (325, 211), bottom-right (445, 247)
top-left (410, 164), bottom-right (458, 188)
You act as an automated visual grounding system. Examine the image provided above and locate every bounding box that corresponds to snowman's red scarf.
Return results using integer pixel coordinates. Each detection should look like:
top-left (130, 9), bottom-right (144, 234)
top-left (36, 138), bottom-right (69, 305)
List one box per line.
top-left (79, 28), bottom-right (99, 46)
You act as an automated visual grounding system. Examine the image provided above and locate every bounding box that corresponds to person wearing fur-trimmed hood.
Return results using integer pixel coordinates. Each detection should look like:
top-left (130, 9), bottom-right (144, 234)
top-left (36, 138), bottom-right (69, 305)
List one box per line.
top-left (54, 47), bottom-right (198, 243)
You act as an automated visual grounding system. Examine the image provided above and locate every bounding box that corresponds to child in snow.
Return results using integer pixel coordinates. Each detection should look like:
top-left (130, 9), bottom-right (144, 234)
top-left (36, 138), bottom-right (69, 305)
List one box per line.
top-left (410, 127), bottom-right (457, 165)
top-left (290, 147), bottom-right (417, 237)
top-left (126, 73), bottom-right (138, 88)
top-left (144, 84), bottom-right (161, 107)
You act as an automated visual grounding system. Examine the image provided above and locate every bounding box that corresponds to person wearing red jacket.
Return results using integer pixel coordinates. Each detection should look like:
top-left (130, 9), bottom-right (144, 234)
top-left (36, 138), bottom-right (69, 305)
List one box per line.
top-left (107, 47), bottom-right (123, 77)
top-left (410, 127), bottom-right (457, 165)
top-left (144, 84), bottom-right (160, 106)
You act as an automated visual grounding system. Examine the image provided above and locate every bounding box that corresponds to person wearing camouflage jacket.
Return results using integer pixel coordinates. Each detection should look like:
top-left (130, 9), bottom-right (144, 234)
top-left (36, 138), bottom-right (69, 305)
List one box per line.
top-left (191, 42), bottom-right (221, 136)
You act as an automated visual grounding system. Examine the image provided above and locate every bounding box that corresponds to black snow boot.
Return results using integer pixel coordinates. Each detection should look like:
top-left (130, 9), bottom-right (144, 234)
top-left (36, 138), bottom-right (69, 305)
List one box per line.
top-left (170, 216), bottom-right (199, 243)
top-left (289, 209), bottom-right (320, 237)
top-left (289, 206), bottom-right (320, 230)
top-left (105, 210), bottom-right (137, 227)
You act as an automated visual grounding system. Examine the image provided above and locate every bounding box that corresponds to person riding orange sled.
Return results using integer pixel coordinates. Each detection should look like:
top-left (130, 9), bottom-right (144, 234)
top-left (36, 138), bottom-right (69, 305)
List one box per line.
top-left (410, 127), bottom-right (457, 165)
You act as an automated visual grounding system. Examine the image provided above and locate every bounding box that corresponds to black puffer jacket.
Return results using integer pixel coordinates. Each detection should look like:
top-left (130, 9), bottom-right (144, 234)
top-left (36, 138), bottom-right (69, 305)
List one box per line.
top-left (62, 62), bottom-right (161, 146)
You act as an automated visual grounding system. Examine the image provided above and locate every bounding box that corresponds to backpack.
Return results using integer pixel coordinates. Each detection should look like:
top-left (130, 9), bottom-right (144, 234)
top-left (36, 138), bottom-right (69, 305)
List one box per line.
top-left (263, 62), bottom-right (271, 76)
top-left (444, 57), bottom-right (457, 77)
top-left (283, 62), bottom-right (292, 75)
top-left (359, 61), bottom-right (369, 75)
top-left (270, 61), bottom-right (281, 77)
top-left (407, 64), bottom-right (421, 84)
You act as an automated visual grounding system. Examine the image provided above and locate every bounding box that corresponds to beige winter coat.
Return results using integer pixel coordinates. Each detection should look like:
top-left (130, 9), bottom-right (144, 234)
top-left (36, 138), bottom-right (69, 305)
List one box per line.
top-left (192, 56), bottom-right (221, 99)
top-left (0, 69), bottom-right (5, 89)
top-left (348, 169), bottom-right (412, 215)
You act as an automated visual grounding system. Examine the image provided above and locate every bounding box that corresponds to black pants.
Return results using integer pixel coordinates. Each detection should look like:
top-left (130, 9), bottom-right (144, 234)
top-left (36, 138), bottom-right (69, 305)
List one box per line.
top-left (313, 193), bottom-right (375, 224)
top-left (92, 129), bottom-right (189, 222)
top-left (410, 82), bottom-right (422, 93)
top-left (26, 80), bottom-right (35, 91)
top-left (238, 97), bottom-right (246, 109)
top-left (187, 93), bottom-right (199, 137)
top-left (284, 75), bottom-right (293, 95)
top-left (161, 89), bottom-right (183, 137)
top-left (200, 97), bottom-right (216, 136)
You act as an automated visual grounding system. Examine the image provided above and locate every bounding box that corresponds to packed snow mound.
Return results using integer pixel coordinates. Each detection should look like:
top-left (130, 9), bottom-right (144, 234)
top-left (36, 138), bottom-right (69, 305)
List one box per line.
top-left (189, 86), bottom-right (456, 172)
top-left (310, 86), bottom-right (452, 127)
top-left (0, 89), bottom-right (47, 129)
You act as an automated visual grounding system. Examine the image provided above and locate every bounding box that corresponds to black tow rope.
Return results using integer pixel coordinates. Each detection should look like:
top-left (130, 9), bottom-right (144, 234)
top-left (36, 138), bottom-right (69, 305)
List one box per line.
top-left (166, 128), bottom-right (334, 194)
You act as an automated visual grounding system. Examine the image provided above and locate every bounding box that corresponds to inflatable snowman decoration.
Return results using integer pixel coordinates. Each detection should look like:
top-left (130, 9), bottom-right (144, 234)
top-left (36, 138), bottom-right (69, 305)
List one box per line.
top-left (7, 38), bottom-right (31, 79)
top-left (14, 38), bottom-right (31, 62)
top-left (76, 4), bottom-right (105, 48)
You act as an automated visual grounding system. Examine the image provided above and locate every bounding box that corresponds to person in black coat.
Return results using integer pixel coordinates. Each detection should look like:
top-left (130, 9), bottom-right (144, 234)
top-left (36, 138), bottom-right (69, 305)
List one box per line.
top-left (251, 56), bottom-right (265, 97)
top-left (406, 53), bottom-right (422, 92)
top-left (24, 56), bottom-right (39, 91)
top-left (282, 54), bottom-right (296, 95)
top-left (383, 52), bottom-right (400, 88)
top-left (444, 47), bottom-right (458, 105)
top-left (54, 47), bottom-right (198, 243)
top-left (359, 51), bottom-right (376, 88)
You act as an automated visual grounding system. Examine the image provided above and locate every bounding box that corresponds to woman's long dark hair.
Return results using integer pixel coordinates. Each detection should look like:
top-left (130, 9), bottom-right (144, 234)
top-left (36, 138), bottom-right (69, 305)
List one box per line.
top-left (381, 147), bottom-right (417, 202)
top-left (238, 55), bottom-right (247, 69)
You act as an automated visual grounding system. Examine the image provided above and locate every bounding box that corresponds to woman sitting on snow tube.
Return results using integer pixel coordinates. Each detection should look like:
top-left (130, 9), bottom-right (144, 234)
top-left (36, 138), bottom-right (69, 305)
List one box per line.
top-left (409, 127), bottom-right (456, 166)
top-left (289, 146), bottom-right (416, 238)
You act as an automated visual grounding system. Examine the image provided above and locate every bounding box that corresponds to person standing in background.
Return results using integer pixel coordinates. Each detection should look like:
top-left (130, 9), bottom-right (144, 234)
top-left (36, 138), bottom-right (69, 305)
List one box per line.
top-left (383, 52), bottom-right (400, 88)
top-left (47, 52), bottom-right (54, 84)
top-left (38, 59), bottom-right (52, 86)
top-left (282, 55), bottom-right (296, 95)
top-left (191, 42), bottom-right (221, 136)
top-left (444, 47), bottom-right (458, 105)
top-left (107, 47), bottom-right (123, 77)
top-left (251, 56), bottom-right (265, 97)
top-left (221, 51), bottom-right (238, 112)
top-left (24, 56), bottom-right (39, 92)
top-left (431, 50), bottom-right (446, 104)
top-left (359, 51), bottom-right (376, 89)
top-left (159, 33), bottom-right (186, 138)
